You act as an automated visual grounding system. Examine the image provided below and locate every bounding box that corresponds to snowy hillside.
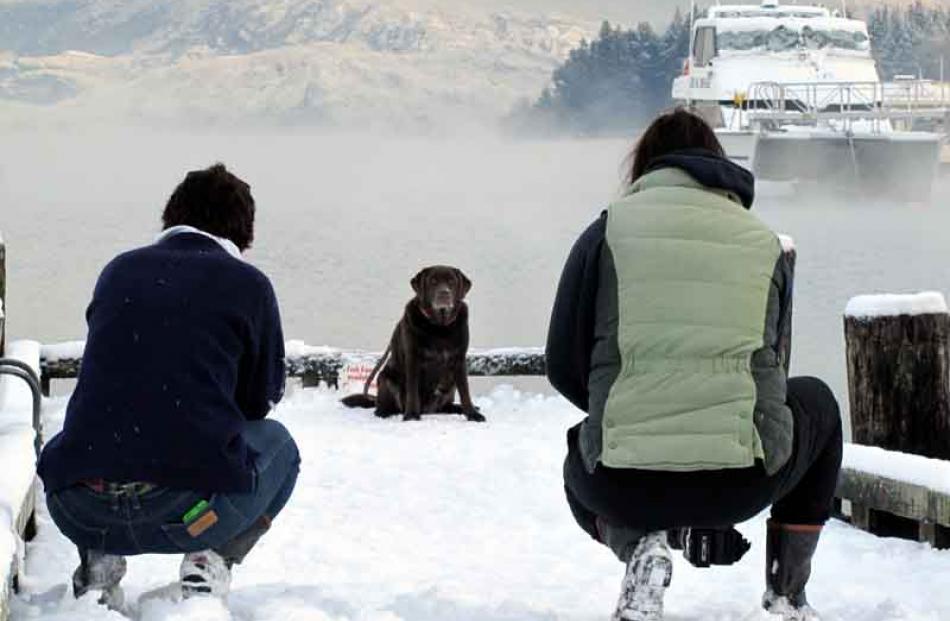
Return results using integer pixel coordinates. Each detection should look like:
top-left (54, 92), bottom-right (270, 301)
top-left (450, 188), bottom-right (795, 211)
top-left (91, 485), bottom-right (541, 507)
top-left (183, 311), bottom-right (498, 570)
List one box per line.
top-left (0, 0), bottom-right (597, 128)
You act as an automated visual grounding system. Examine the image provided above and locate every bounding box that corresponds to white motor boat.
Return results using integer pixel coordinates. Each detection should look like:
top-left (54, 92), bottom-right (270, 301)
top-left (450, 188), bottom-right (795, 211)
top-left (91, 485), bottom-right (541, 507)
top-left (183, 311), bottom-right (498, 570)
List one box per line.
top-left (672, 1), bottom-right (950, 198)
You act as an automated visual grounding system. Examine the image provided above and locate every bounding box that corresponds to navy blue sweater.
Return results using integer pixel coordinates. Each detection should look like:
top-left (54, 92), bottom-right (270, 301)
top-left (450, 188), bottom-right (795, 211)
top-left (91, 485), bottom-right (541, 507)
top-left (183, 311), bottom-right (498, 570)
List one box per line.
top-left (38, 233), bottom-right (286, 493)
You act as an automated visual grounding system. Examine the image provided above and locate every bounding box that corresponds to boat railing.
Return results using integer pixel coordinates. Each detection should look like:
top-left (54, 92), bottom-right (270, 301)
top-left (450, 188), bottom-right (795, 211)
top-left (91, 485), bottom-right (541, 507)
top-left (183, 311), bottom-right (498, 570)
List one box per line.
top-left (745, 80), bottom-right (950, 133)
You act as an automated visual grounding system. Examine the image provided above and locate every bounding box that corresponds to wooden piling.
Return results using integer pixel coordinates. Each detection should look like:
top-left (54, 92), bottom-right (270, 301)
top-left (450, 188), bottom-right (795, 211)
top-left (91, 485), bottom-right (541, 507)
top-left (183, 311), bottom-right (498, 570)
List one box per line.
top-left (843, 293), bottom-right (950, 548)
top-left (844, 306), bottom-right (950, 459)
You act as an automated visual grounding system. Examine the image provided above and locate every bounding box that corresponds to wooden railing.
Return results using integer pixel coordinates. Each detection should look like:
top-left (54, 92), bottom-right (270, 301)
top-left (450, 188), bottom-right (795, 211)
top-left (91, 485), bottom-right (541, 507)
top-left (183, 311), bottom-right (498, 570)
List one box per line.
top-left (39, 343), bottom-right (547, 395)
top-left (840, 292), bottom-right (950, 548)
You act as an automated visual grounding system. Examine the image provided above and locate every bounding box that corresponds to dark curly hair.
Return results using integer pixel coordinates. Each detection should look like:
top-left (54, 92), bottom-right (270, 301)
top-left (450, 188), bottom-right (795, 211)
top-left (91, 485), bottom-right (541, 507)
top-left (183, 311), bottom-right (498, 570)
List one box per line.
top-left (628, 108), bottom-right (725, 185)
top-left (161, 163), bottom-right (256, 251)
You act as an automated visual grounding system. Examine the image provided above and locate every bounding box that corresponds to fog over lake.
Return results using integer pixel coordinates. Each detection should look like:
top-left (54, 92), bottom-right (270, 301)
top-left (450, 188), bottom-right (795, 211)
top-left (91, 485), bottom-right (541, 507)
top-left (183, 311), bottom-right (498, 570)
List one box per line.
top-left (3, 129), bottom-right (949, 418)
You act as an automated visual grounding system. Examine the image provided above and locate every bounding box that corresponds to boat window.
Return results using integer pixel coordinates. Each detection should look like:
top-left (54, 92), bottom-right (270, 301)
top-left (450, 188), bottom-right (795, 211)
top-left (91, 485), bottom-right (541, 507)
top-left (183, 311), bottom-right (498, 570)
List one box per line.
top-left (717, 26), bottom-right (870, 52)
top-left (802, 27), bottom-right (870, 51)
top-left (767, 26), bottom-right (800, 51)
top-left (693, 26), bottom-right (717, 66)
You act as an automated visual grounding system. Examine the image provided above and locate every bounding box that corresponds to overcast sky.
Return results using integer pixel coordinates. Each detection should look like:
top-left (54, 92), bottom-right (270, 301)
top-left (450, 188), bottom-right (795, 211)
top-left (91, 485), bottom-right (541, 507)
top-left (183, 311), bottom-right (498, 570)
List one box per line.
top-left (459, 0), bottom-right (950, 26)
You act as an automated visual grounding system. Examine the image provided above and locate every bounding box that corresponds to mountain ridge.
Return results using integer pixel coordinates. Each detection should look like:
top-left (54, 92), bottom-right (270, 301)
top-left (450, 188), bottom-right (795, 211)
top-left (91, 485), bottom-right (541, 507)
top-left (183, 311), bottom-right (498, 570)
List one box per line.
top-left (1, 0), bottom-right (945, 129)
top-left (0, 0), bottom-right (599, 128)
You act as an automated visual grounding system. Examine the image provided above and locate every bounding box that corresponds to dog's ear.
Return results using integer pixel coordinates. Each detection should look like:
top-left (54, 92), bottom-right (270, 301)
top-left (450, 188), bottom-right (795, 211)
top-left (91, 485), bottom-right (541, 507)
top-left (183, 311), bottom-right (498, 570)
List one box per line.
top-left (411, 268), bottom-right (428, 296)
top-left (456, 269), bottom-right (472, 299)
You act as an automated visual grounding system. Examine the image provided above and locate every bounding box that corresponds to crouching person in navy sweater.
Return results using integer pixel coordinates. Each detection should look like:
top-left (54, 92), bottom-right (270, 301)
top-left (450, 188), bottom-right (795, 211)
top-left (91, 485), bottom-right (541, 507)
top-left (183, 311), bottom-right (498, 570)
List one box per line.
top-left (37, 164), bottom-right (300, 605)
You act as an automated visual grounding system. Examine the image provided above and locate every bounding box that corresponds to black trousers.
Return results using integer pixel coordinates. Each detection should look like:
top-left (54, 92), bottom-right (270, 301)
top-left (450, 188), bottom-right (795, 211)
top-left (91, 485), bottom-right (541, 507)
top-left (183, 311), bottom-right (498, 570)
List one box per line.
top-left (564, 376), bottom-right (843, 546)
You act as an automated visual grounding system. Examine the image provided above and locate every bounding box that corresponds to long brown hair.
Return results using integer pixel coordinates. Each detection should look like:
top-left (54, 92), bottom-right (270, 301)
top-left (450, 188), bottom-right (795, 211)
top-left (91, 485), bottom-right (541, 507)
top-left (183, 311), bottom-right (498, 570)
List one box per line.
top-left (627, 109), bottom-right (725, 186)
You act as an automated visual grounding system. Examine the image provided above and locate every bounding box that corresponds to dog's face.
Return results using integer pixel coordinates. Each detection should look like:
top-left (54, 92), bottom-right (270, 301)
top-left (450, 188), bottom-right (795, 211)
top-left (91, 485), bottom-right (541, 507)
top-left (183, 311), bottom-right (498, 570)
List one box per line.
top-left (411, 265), bottom-right (472, 326)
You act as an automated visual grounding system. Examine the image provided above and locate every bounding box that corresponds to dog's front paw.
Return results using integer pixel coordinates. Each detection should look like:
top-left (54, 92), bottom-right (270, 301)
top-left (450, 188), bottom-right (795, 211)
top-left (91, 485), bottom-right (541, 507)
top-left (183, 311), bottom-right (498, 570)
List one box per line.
top-left (402, 413), bottom-right (422, 422)
top-left (465, 411), bottom-right (486, 423)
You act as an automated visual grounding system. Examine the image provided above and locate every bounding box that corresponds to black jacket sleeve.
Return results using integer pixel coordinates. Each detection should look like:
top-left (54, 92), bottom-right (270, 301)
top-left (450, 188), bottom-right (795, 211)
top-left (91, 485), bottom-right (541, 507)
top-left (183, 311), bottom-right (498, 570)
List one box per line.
top-left (777, 248), bottom-right (795, 374)
top-left (545, 213), bottom-right (607, 412)
top-left (239, 279), bottom-right (287, 421)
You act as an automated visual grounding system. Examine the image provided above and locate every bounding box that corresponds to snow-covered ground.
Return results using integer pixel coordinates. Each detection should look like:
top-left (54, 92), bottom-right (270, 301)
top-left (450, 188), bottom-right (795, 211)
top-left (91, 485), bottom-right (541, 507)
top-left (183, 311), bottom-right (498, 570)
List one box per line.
top-left (11, 385), bottom-right (950, 621)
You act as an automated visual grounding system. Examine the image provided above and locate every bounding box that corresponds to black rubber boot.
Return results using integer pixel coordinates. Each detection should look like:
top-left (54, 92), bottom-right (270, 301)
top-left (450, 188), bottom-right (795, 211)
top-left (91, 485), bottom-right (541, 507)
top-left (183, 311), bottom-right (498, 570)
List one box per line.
top-left (762, 520), bottom-right (822, 620)
top-left (215, 515), bottom-right (272, 566)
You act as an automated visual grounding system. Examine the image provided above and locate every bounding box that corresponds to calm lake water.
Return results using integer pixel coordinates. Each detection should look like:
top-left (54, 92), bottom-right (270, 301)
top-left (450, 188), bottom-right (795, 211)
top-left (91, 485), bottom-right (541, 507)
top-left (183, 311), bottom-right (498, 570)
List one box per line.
top-left (3, 129), bottom-right (949, 417)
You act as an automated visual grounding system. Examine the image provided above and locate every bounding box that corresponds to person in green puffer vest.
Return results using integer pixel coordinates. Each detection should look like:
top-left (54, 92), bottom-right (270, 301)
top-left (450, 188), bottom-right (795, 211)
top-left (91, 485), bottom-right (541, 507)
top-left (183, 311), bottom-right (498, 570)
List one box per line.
top-left (546, 109), bottom-right (842, 621)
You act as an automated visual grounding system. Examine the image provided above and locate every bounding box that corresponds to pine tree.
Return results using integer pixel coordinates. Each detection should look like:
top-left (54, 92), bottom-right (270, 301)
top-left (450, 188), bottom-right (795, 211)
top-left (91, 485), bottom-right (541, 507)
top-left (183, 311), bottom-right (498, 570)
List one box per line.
top-left (530, 9), bottom-right (691, 133)
top-left (869, 3), bottom-right (948, 80)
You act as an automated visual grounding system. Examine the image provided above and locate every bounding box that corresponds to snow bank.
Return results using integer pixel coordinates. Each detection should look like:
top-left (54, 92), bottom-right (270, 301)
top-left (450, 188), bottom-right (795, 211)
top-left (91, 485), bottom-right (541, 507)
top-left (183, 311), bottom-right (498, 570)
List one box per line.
top-left (843, 443), bottom-right (950, 496)
top-left (14, 387), bottom-right (950, 621)
top-left (844, 292), bottom-right (948, 318)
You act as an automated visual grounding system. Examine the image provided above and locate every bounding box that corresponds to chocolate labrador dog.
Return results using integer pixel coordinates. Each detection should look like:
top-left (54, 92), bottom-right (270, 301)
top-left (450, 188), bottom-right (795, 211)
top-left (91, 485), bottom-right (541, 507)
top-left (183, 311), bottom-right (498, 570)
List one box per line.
top-left (341, 265), bottom-right (485, 422)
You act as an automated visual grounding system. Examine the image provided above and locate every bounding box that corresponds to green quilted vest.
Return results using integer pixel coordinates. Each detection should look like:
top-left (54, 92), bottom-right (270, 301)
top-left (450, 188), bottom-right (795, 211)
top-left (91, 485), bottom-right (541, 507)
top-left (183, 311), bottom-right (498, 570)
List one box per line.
top-left (601, 168), bottom-right (782, 471)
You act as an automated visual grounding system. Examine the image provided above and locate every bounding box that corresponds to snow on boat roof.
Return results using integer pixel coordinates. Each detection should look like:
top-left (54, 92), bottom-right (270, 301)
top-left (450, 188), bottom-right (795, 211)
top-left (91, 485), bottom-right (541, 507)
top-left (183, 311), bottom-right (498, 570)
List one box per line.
top-left (845, 291), bottom-right (948, 318)
top-left (699, 3), bottom-right (868, 34)
top-left (700, 16), bottom-right (867, 34)
top-left (709, 5), bottom-right (830, 19)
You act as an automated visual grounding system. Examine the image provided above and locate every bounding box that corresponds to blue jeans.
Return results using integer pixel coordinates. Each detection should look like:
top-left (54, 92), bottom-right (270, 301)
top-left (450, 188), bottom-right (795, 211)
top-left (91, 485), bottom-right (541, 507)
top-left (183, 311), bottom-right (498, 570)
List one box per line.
top-left (47, 419), bottom-right (300, 562)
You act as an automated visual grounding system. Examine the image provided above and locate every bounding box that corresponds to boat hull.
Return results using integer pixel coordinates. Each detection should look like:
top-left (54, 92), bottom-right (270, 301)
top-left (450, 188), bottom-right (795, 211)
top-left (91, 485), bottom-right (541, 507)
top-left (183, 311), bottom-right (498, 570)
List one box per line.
top-left (715, 130), bottom-right (757, 167)
top-left (718, 130), bottom-right (941, 198)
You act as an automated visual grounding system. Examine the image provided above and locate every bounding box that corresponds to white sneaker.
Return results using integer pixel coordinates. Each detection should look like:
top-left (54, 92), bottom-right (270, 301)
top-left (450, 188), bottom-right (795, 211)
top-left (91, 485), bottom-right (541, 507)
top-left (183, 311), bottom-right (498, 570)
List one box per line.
top-left (611, 531), bottom-right (673, 621)
top-left (98, 584), bottom-right (125, 611)
top-left (763, 589), bottom-right (821, 620)
top-left (180, 550), bottom-right (231, 599)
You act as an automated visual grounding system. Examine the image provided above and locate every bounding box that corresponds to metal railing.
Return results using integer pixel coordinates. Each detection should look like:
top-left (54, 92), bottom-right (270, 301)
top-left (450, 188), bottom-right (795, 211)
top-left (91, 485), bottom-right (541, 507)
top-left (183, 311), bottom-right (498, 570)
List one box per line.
top-left (745, 80), bottom-right (950, 133)
top-left (0, 359), bottom-right (42, 457)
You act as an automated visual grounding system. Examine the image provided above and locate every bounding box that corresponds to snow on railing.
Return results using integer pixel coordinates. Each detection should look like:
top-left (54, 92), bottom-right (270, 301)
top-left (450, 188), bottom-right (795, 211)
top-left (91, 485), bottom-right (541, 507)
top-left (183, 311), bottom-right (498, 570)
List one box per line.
top-left (0, 340), bottom-right (43, 616)
top-left (844, 291), bottom-right (948, 318)
top-left (844, 444), bottom-right (950, 497)
top-left (839, 445), bottom-right (950, 547)
top-left (777, 234), bottom-right (795, 253)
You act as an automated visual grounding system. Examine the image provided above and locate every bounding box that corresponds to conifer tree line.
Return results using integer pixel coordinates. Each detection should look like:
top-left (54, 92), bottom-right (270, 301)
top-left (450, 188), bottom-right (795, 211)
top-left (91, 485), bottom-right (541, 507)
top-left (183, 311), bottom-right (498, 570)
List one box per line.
top-left (867, 2), bottom-right (950, 80)
top-left (524, 2), bottom-right (949, 134)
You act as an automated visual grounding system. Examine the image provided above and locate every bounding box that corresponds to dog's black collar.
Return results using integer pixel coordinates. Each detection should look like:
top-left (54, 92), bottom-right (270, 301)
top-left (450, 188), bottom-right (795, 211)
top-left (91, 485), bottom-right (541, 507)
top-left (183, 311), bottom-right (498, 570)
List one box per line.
top-left (413, 300), bottom-right (461, 328)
